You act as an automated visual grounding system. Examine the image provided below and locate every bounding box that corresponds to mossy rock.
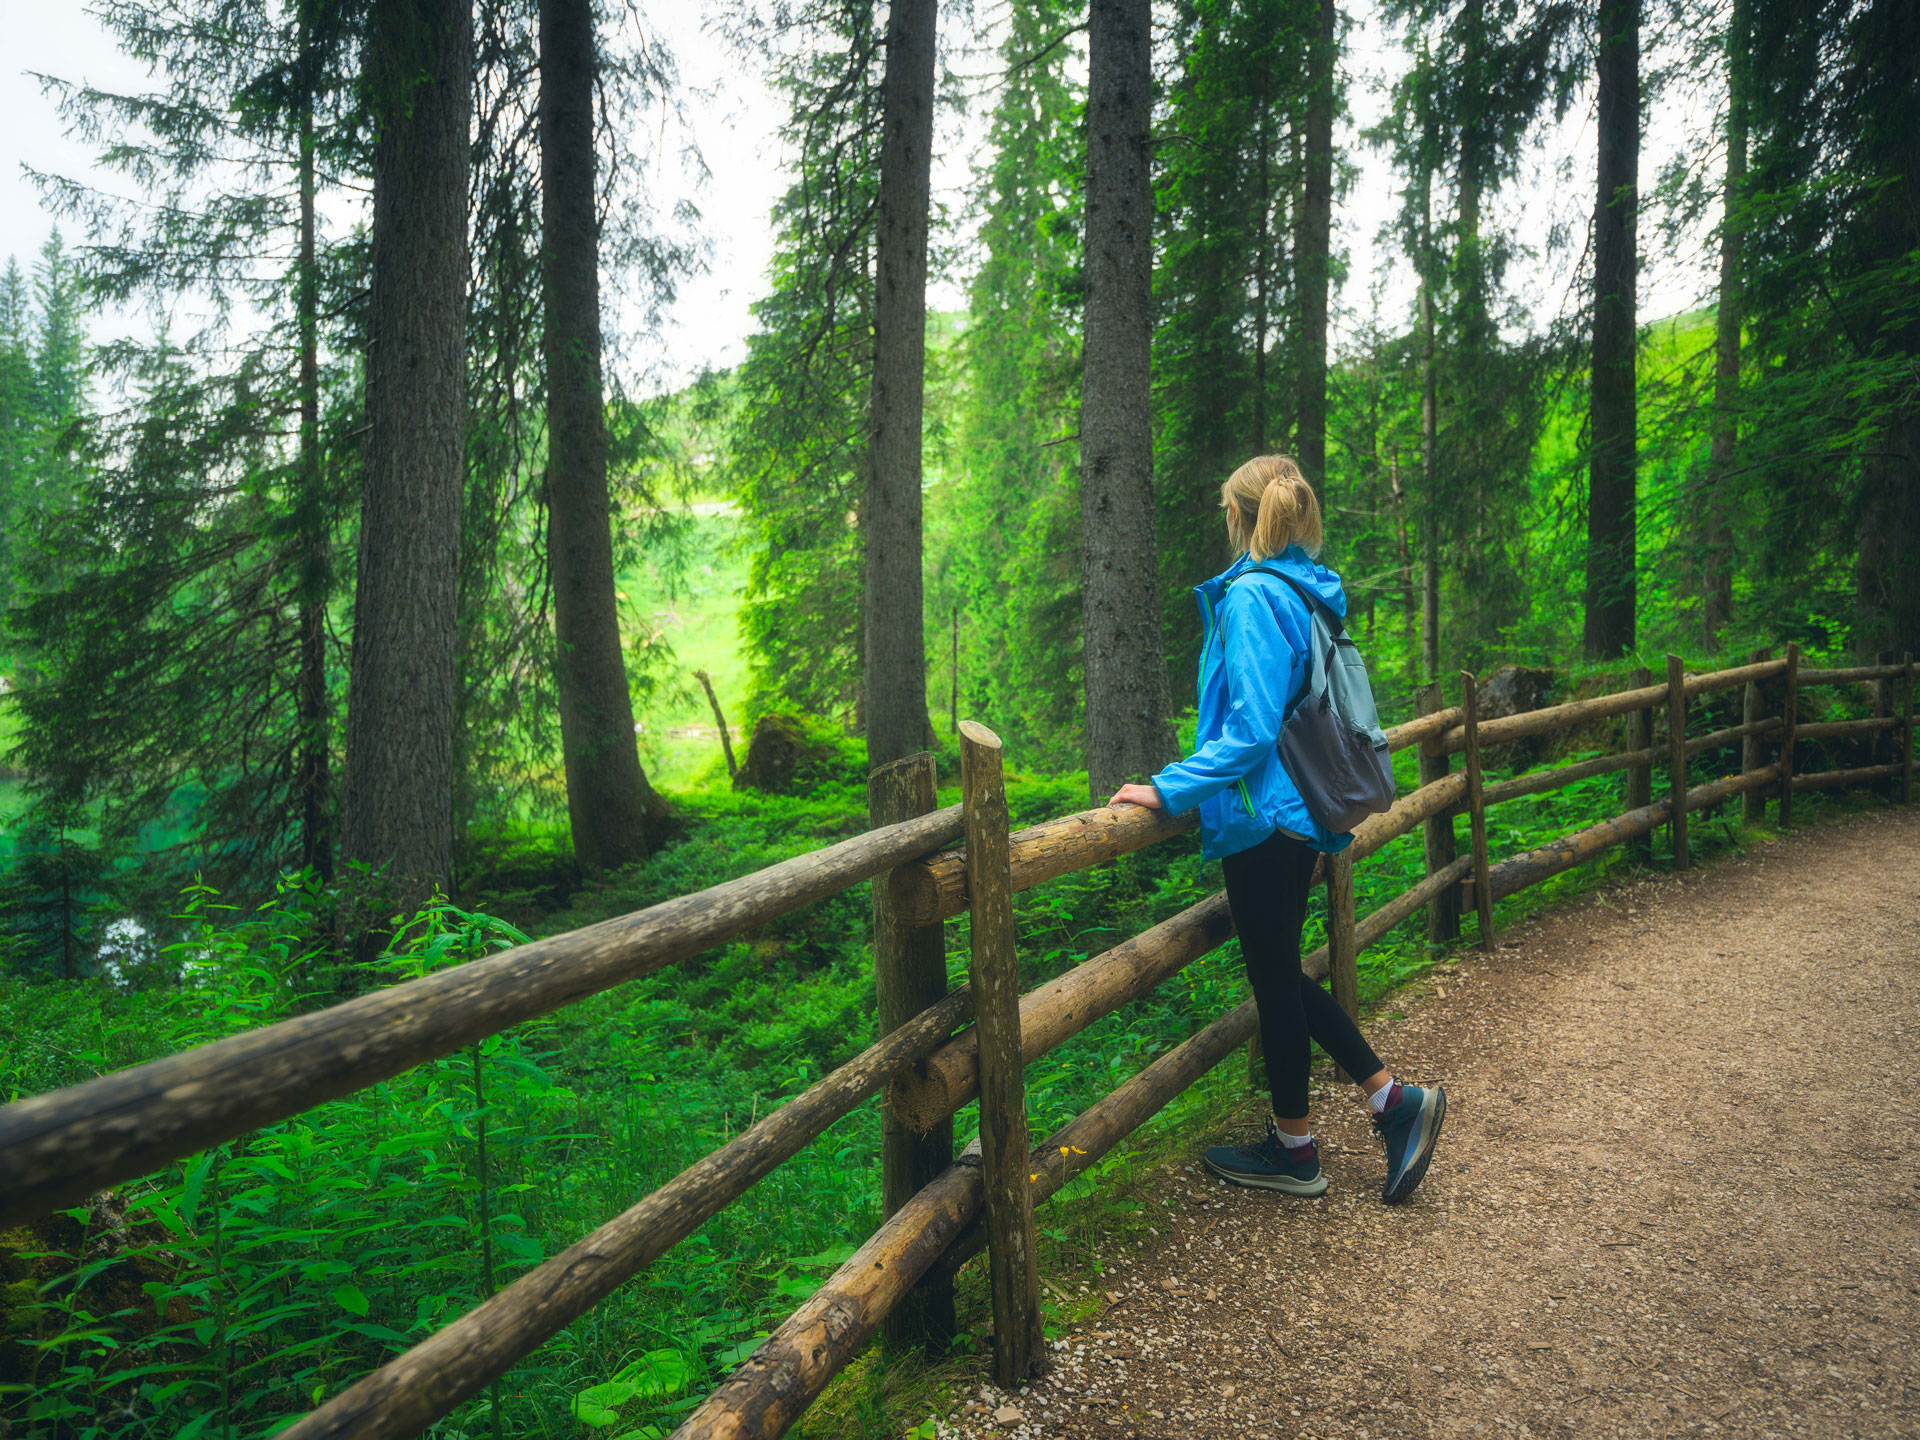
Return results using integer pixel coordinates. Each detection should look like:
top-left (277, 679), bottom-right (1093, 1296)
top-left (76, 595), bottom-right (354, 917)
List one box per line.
top-left (733, 714), bottom-right (854, 795)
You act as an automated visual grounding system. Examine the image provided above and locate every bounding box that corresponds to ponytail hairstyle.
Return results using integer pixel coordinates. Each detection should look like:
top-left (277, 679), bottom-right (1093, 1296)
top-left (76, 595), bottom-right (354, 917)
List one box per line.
top-left (1221, 454), bottom-right (1323, 560)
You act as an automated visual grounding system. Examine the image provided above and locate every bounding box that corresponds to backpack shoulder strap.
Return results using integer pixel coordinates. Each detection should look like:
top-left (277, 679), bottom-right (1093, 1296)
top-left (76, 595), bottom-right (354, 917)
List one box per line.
top-left (1242, 564), bottom-right (1346, 638)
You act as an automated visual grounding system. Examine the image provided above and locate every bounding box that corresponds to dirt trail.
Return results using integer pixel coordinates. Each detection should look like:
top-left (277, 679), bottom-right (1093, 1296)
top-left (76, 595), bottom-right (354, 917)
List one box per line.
top-left (947, 805), bottom-right (1920, 1440)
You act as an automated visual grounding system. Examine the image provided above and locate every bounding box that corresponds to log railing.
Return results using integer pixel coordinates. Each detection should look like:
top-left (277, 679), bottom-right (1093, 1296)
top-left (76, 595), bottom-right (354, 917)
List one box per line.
top-left (0, 646), bottom-right (1910, 1440)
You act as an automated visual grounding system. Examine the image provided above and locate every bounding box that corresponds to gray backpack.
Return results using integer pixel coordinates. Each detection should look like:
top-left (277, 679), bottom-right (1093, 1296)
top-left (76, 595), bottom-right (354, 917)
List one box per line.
top-left (1246, 566), bottom-right (1395, 834)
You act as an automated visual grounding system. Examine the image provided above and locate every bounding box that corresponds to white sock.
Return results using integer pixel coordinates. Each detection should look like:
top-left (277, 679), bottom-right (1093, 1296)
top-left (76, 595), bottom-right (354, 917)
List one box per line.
top-left (1367, 1078), bottom-right (1399, 1115)
top-left (1274, 1125), bottom-right (1313, 1150)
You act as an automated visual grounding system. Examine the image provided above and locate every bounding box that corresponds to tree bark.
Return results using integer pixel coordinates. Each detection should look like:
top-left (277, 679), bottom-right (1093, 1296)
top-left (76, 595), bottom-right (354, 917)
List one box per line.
top-left (1583, 0), bottom-right (1640, 660)
top-left (341, 0), bottom-right (472, 908)
top-left (541, 0), bottom-right (667, 873)
top-left (1082, 0), bottom-right (1174, 799)
top-left (295, 0), bottom-right (331, 881)
top-left (1703, 0), bottom-right (1747, 645)
top-left (1295, 0), bottom-right (1337, 498)
top-left (864, 0), bottom-right (937, 772)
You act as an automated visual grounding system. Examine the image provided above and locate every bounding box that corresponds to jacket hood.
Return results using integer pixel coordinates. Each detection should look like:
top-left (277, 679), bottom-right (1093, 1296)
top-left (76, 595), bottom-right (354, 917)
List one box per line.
top-left (1196, 546), bottom-right (1348, 620)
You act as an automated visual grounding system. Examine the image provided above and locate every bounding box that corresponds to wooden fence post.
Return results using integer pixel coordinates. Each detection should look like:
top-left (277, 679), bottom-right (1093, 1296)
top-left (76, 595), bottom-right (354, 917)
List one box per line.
top-left (1327, 851), bottom-right (1359, 1080)
top-left (1904, 652), bottom-right (1914, 805)
top-left (1874, 650), bottom-right (1896, 774)
top-left (1460, 671), bottom-right (1495, 951)
top-left (868, 752), bottom-right (953, 1351)
top-left (957, 721), bottom-right (1043, 1386)
top-left (1667, 654), bottom-right (1689, 870)
top-left (1626, 664), bottom-right (1654, 858)
top-left (1417, 681), bottom-right (1459, 945)
top-left (1741, 649), bottom-right (1767, 824)
top-left (1779, 642), bottom-right (1801, 826)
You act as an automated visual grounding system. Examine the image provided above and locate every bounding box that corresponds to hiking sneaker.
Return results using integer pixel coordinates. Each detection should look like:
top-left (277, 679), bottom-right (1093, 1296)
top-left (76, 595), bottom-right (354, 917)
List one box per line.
top-left (1373, 1082), bottom-right (1446, 1205)
top-left (1203, 1116), bottom-right (1329, 1197)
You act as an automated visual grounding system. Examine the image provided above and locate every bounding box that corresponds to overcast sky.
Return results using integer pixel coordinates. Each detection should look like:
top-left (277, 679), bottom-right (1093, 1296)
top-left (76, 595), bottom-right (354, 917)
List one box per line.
top-left (0, 5), bottom-right (1713, 392)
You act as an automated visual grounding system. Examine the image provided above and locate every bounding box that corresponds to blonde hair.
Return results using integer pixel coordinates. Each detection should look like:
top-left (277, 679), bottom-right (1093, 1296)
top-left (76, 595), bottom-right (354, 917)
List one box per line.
top-left (1221, 454), bottom-right (1323, 560)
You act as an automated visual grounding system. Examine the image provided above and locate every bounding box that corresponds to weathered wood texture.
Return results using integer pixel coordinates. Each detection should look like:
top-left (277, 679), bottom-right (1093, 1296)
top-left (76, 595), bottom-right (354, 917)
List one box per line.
top-left (1667, 655), bottom-right (1690, 869)
top-left (1347, 771), bottom-right (1467, 861)
top-left (1415, 682), bottom-right (1460, 944)
top-left (1327, 853), bottom-right (1358, 1082)
top-left (1328, 852), bottom-right (1358, 1023)
top-left (1896, 656), bottom-right (1912, 806)
top-left (937, 995), bottom-right (1261, 1277)
top-left (1461, 672), bottom-right (1495, 949)
top-left (1798, 663), bottom-right (1908, 685)
top-left (280, 986), bottom-right (975, 1440)
top-left (1788, 763), bottom-right (1902, 793)
top-left (1355, 854), bottom-right (1474, 949)
top-left (0, 803), bottom-right (967, 1227)
top-left (1685, 717), bottom-right (1779, 756)
top-left (1463, 766), bottom-right (1779, 907)
top-left (1387, 703), bottom-right (1463, 753)
top-left (1482, 749), bottom-right (1653, 809)
top-left (869, 752), bottom-right (953, 1349)
top-left (1742, 650), bottom-right (1768, 824)
top-left (684, 994), bottom-right (1267, 1439)
top-left (890, 805), bottom-right (1198, 925)
top-left (672, 1139), bottom-right (986, 1440)
top-left (958, 722), bottom-right (1043, 1386)
top-left (1780, 643), bottom-right (1801, 826)
top-left (1430, 658), bottom-right (1789, 755)
top-left (886, 709), bottom-right (1467, 929)
top-left (887, 894), bottom-right (1234, 1134)
top-left (1625, 666), bottom-right (1653, 852)
top-left (1792, 717), bottom-right (1901, 741)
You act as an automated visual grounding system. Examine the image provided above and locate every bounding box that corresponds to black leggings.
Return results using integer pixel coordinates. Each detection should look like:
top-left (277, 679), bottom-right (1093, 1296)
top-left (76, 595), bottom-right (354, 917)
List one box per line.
top-left (1222, 829), bottom-right (1385, 1119)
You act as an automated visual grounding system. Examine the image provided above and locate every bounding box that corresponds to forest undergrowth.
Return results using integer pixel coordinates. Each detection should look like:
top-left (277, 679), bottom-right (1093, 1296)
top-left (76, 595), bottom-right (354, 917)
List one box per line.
top-left (1, 692), bottom-right (1894, 1440)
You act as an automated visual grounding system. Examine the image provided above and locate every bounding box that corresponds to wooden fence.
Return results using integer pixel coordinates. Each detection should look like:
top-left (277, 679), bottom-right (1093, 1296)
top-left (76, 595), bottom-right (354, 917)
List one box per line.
top-left (0, 645), bottom-right (1911, 1439)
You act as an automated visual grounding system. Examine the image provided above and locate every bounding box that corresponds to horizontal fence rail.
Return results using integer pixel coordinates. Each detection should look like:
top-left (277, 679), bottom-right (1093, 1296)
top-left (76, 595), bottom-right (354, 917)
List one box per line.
top-left (0, 803), bottom-right (967, 1226)
top-left (1, 644), bottom-right (1911, 1440)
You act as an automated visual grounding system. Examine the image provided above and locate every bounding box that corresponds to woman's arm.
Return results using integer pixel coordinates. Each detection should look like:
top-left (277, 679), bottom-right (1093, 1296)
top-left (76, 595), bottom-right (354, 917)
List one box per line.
top-left (1140, 583), bottom-right (1299, 815)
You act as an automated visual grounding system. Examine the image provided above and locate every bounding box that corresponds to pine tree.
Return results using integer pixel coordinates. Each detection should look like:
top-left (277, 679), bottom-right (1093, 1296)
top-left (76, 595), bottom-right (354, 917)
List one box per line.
top-left (0, 258), bottom-right (36, 614)
top-left (540, 0), bottom-right (669, 871)
top-left (1700, 0), bottom-right (1748, 645)
top-left (728, 1), bottom-right (881, 721)
top-left (1584, 0), bottom-right (1640, 659)
top-left (340, 0), bottom-right (472, 907)
top-left (864, 0), bottom-right (937, 770)
top-left (11, 2), bottom-right (365, 900)
top-left (1082, 0), bottom-right (1173, 798)
top-left (936, 0), bottom-right (1086, 758)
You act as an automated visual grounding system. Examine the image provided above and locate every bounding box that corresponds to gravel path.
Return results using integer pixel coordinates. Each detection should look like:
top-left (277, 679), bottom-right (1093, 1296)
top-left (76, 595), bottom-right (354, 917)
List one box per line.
top-left (945, 805), bottom-right (1920, 1440)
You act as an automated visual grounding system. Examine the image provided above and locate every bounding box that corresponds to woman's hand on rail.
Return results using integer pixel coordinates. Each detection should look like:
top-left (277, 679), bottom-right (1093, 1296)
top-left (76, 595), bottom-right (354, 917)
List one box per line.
top-left (1107, 782), bottom-right (1164, 811)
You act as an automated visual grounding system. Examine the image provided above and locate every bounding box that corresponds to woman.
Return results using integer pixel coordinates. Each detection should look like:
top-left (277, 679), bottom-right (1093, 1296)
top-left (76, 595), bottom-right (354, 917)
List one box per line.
top-left (1108, 454), bottom-right (1446, 1203)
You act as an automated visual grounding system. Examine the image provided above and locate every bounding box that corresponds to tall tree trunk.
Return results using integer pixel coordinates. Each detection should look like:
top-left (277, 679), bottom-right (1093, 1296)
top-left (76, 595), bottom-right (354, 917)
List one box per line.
top-left (295, 0), bottom-right (331, 881)
top-left (1082, 0), bottom-right (1174, 799)
top-left (1584, 0), bottom-right (1640, 660)
top-left (1390, 451), bottom-right (1415, 647)
top-left (1854, 417), bottom-right (1920, 661)
top-left (1252, 94), bottom-right (1271, 452)
top-left (340, 0), bottom-right (472, 908)
top-left (863, 0), bottom-right (937, 773)
top-left (540, 0), bottom-right (667, 872)
top-left (1703, 0), bottom-right (1747, 646)
top-left (1294, 0), bottom-right (1337, 499)
top-left (1418, 102), bottom-right (1441, 684)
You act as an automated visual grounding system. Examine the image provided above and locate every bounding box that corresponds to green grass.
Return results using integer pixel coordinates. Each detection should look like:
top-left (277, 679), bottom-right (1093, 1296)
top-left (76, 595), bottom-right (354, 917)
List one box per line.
top-left (620, 509), bottom-right (754, 794)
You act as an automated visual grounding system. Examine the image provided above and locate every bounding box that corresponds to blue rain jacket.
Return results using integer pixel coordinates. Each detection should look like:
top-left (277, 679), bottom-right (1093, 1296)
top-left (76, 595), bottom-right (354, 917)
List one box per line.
top-left (1150, 546), bottom-right (1354, 861)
